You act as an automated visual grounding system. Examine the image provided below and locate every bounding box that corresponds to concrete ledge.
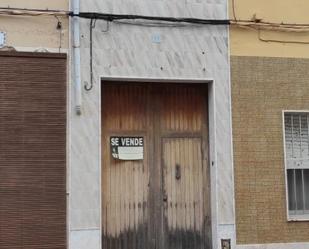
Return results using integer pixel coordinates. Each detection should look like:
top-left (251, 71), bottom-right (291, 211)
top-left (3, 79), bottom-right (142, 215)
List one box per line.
top-left (70, 229), bottom-right (101, 249)
top-left (237, 242), bottom-right (309, 249)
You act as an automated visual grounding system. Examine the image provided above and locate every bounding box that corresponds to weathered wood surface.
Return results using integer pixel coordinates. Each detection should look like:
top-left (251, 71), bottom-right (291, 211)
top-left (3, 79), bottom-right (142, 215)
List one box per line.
top-left (102, 83), bottom-right (210, 249)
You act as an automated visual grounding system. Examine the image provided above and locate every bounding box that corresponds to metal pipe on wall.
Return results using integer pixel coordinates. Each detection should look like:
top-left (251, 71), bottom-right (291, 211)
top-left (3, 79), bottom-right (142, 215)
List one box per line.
top-left (73, 0), bottom-right (82, 115)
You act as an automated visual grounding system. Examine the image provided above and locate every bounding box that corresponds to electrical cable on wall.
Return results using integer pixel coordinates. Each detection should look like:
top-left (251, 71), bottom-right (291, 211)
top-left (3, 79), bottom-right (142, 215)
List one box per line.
top-left (113, 19), bottom-right (187, 28)
top-left (85, 18), bottom-right (97, 91)
top-left (54, 15), bottom-right (63, 53)
top-left (229, 0), bottom-right (309, 43)
top-left (0, 7), bottom-right (69, 16)
top-left (2, 6), bottom-right (309, 59)
top-left (71, 12), bottom-right (230, 25)
top-left (257, 29), bottom-right (309, 45)
top-left (2, 6), bottom-right (309, 30)
top-left (2, 5), bottom-right (309, 96)
top-left (85, 19), bottom-right (109, 92)
top-left (2, 7), bottom-right (309, 32)
top-left (231, 0), bottom-right (238, 21)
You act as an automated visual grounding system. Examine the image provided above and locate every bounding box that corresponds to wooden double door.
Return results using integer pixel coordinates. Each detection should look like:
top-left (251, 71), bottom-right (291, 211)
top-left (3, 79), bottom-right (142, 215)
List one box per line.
top-left (102, 83), bottom-right (211, 249)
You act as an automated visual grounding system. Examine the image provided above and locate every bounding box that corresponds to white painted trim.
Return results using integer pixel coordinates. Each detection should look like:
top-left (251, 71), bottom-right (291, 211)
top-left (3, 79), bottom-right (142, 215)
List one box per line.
top-left (227, 18), bottom-right (237, 249)
top-left (282, 110), bottom-right (289, 222)
top-left (101, 76), bottom-right (213, 83)
top-left (289, 214), bottom-right (309, 221)
top-left (208, 81), bottom-right (218, 249)
top-left (13, 46), bottom-right (68, 53)
top-left (283, 110), bottom-right (309, 113)
top-left (71, 228), bottom-right (102, 231)
top-left (282, 110), bottom-right (309, 222)
top-left (100, 75), bottom-right (218, 248)
top-left (98, 75), bottom-right (102, 248)
top-left (237, 242), bottom-right (309, 249)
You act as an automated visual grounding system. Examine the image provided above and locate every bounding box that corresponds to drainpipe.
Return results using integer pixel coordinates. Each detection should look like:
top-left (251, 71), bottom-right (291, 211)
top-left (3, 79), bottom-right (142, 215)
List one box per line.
top-left (73, 0), bottom-right (82, 115)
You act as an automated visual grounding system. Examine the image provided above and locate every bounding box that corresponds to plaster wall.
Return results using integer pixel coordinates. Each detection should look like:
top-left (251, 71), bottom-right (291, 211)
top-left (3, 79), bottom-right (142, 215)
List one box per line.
top-left (237, 243), bottom-right (309, 249)
top-left (69, 0), bottom-right (234, 249)
top-left (229, 0), bottom-right (309, 58)
top-left (0, 0), bottom-right (68, 51)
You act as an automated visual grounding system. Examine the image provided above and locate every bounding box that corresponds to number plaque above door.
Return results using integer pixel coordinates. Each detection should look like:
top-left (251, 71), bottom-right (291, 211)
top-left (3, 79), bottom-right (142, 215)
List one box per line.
top-left (110, 136), bottom-right (144, 160)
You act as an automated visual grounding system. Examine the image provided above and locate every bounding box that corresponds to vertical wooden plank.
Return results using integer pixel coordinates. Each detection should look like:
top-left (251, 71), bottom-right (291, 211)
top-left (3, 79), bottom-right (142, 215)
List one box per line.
top-left (147, 85), bottom-right (155, 249)
top-left (181, 138), bottom-right (187, 249)
top-left (189, 138), bottom-right (197, 249)
top-left (110, 153), bottom-right (116, 241)
top-left (155, 86), bottom-right (165, 249)
top-left (117, 158), bottom-right (121, 241)
top-left (197, 139), bottom-right (204, 249)
top-left (134, 162), bottom-right (139, 249)
top-left (175, 139), bottom-right (181, 249)
top-left (171, 87), bottom-right (176, 131)
top-left (202, 86), bottom-right (211, 249)
top-left (120, 160), bottom-right (126, 249)
top-left (142, 133), bottom-right (148, 249)
top-left (172, 139), bottom-right (176, 249)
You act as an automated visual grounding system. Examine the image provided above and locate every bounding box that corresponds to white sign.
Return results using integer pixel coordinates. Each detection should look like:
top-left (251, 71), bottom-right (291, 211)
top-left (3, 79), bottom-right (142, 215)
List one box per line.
top-left (0, 32), bottom-right (6, 48)
top-left (152, 34), bottom-right (161, 44)
top-left (110, 137), bottom-right (144, 160)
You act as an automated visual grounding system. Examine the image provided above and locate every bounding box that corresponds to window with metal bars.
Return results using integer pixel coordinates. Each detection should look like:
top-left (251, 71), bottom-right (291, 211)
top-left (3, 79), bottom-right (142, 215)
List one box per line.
top-left (284, 112), bottom-right (309, 219)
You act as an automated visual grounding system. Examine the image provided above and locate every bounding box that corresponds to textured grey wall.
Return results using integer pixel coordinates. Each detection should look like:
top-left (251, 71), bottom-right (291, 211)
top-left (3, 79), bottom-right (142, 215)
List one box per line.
top-left (69, 1), bottom-right (234, 248)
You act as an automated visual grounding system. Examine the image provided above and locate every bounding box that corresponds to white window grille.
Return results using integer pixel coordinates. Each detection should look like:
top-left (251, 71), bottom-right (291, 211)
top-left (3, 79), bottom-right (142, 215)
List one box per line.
top-left (284, 112), bottom-right (309, 219)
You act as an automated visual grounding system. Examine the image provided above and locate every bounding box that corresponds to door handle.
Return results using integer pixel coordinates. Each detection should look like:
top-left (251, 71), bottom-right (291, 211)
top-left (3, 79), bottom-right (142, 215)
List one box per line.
top-left (175, 164), bottom-right (181, 180)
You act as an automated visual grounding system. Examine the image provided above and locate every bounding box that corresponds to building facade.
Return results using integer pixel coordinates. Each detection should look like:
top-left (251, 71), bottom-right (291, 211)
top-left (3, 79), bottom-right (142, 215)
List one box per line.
top-left (0, 1), bottom-right (69, 249)
top-left (230, 0), bottom-right (309, 248)
top-left (70, 0), bottom-right (234, 248)
top-left (0, 0), bottom-right (309, 249)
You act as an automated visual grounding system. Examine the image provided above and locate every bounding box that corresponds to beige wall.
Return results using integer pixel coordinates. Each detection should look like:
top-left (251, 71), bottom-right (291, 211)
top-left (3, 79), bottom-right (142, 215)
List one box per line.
top-left (230, 0), bottom-right (309, 58)
top-left (0, 0), bottom-right (67, 9)
top-left (0, 0), bottom-right (69, 51)
top-left (232, 56), bottom-right (309, 244)
top-left (230, 1), bottom-right (309, 245)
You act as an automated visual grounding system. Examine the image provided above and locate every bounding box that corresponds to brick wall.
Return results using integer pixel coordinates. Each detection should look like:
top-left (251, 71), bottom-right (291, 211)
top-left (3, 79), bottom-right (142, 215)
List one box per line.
top-left (231, 56), bottom-right (309, 244)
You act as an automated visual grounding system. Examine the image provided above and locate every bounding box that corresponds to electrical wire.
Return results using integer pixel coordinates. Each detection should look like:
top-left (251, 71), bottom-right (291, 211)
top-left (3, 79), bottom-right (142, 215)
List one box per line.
top-left (233, 23), bottom-right (309, 33)
top-left (54, 15), bottom-right (63, 53)
top-left (258, 29), bottom-right (309, 45)
top-left (72, 12), bottom-right (309, 33)
top-left (231, 20), bottom-right (309, 30)
top-left (70, 12), bottom-right (230, 25)
top-left (85, 18), bottom-right (97, 91)
top-left (0, 7), bottom-right (69, 16)
top-left (2, 7), bottom-right (309, 45)
top-left (113, 19), bottom-right (187, 28)
top-left (229, 0), bottom-right (309, 42)
top-left (231, 0), bottom-right (237, 21)
top-left (2, 7), bottom-right (309, 31)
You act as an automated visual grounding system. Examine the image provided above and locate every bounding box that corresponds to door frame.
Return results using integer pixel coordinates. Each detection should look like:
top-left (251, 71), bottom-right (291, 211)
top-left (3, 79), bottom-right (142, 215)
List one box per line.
top-left (100, 76), bottom-right (219, 249)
